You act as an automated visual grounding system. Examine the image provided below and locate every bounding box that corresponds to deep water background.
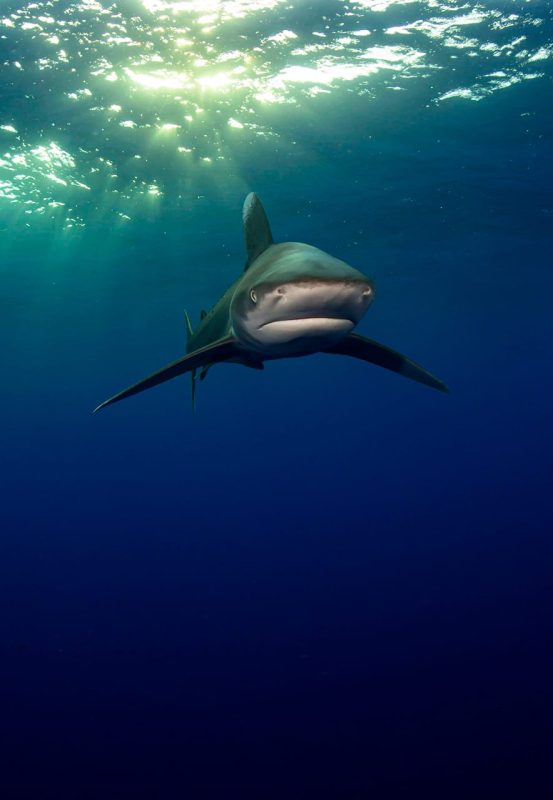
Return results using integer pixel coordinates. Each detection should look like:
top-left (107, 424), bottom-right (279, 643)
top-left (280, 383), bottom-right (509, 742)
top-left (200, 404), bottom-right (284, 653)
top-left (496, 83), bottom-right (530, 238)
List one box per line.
top-left (1, 2), bottom-right (553, 798)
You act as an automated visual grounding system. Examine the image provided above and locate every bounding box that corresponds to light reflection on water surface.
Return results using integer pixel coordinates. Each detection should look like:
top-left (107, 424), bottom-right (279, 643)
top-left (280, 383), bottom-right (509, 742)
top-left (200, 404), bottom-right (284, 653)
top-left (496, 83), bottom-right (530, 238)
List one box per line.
top-left (0, 0), bottom-right (550, 228)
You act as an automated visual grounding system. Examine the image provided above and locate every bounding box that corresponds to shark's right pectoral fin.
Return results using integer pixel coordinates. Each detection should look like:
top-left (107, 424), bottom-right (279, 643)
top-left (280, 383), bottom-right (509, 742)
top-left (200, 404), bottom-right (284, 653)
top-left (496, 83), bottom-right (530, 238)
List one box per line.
top-left (93, 336), bottom-right (239, 413)
top-left (324, 333), bottom-right (449, 393)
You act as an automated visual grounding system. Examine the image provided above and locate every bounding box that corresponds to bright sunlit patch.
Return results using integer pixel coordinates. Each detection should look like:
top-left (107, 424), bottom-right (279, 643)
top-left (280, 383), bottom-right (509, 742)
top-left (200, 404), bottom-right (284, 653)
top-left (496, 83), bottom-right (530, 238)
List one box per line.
top-left (361, 45), bottom-right (423, 65)
top-left (76, 0), bottom-right (105, 11)
top-left (387, 10), bottom-right (489, 39)
top-left (140, 0), bottom-right (286, 23)
top-left (0, 137), bottom-right (92, 226)
top-left (265, 30), bottom-right (297, 44)
top-left (196, 72), bottom-right (233, 91)
top-left (126, 68), bottom-right (190, 90)
top-left (47, 172), bottom-right (68, 186)
top-left (31, 143), bottom-right (75, 169)
top-left (259, 44), bottom-right (423, 98)
top-left (528, 46), bottom-right (551, 63)
top-left (353, 0), bottom-right (418, 10)
top-left (439, 87), bottom-right (477, 101)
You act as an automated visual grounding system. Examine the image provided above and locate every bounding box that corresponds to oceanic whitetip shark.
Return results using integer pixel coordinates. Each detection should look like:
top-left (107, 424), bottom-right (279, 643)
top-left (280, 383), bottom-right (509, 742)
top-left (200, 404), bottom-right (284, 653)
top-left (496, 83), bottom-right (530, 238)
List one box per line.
top-left (94, 193), bottom-right (447, 413)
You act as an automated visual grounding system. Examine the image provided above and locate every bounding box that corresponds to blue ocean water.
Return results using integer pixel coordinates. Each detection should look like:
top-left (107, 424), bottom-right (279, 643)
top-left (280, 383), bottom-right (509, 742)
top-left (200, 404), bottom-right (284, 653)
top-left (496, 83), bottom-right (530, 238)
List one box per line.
top-left (1, 1), bottom-right (552, 797)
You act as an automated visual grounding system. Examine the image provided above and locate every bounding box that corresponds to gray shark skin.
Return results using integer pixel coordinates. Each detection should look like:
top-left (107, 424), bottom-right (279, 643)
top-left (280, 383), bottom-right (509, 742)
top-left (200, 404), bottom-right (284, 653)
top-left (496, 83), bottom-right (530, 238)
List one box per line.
top-left (94, 193), bottom-right (448, 413)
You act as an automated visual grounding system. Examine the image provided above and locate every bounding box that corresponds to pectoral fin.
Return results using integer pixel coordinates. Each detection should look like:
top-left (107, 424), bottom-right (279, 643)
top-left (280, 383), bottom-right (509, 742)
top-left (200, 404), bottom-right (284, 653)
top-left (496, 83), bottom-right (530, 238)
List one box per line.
top-left (93, 336), bottom-right (239, 413)
top-left (324, 333), bottom-right (448, 393)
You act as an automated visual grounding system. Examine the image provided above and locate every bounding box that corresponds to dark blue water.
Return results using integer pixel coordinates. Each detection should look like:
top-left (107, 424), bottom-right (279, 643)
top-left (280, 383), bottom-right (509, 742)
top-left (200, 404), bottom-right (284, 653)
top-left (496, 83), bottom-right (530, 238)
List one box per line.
top-left (1, 2), bottom-right (552, 797)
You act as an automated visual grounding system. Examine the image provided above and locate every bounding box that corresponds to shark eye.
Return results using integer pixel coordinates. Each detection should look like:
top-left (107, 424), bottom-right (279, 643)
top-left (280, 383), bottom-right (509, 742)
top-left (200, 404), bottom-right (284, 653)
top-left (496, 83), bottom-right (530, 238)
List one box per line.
top-left (250, 289), bottom-right (257, 304)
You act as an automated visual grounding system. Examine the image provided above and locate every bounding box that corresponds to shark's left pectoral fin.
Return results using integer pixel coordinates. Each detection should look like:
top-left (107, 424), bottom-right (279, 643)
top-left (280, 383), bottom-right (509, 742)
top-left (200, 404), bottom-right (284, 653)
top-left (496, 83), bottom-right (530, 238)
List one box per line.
top-left (324, 333), bottom-right (449, 394)
top-left (93, 336), bottom-right (239, 413)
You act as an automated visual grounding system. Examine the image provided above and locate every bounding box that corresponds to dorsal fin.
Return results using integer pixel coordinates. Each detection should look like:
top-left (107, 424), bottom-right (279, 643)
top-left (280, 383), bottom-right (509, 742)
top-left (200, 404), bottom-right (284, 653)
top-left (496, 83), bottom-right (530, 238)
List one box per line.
top-left (243, 192), bottom-right (273, 270)
top-left (200, 309), bottom-right (207, 320)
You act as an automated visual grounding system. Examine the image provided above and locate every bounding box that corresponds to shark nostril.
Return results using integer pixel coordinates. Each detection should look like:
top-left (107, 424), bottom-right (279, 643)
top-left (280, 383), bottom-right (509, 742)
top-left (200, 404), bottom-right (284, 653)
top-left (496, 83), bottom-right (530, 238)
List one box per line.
top-left (250, 289), bottom-right (257, 304)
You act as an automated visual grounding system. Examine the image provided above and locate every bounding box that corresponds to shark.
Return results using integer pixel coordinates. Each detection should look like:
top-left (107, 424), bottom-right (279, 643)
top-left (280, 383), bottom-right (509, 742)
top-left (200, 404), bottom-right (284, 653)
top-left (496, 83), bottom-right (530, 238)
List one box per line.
top-left (94, 193), bottom-right (447, 413)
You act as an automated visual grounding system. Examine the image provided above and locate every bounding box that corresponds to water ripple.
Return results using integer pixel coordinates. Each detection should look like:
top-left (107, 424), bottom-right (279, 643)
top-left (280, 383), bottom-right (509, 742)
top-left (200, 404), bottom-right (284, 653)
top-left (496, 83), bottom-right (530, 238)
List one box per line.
top-left (0, 0), bottom-right (550, 227)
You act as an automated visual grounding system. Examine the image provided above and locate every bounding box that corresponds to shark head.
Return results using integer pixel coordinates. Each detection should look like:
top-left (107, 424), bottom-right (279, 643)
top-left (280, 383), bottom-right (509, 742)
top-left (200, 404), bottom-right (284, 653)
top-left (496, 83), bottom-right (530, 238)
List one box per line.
top-left (230, 242), bottom-right (374, 356)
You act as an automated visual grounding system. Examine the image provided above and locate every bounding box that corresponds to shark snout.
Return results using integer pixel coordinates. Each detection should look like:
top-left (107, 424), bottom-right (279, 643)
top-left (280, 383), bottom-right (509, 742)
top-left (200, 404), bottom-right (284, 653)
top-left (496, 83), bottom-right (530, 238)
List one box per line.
top-left (257, 278), bottom-right (374, 325)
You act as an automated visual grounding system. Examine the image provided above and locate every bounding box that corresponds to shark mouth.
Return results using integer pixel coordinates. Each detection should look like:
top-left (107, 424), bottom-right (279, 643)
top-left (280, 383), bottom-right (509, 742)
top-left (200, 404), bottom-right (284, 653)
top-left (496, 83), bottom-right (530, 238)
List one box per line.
top-left (251, 316), bottom-right (355, 355)
top-left (256, 317), bottom-right (355, 347)
top-left (258, 316), bottom-right (355, 331)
